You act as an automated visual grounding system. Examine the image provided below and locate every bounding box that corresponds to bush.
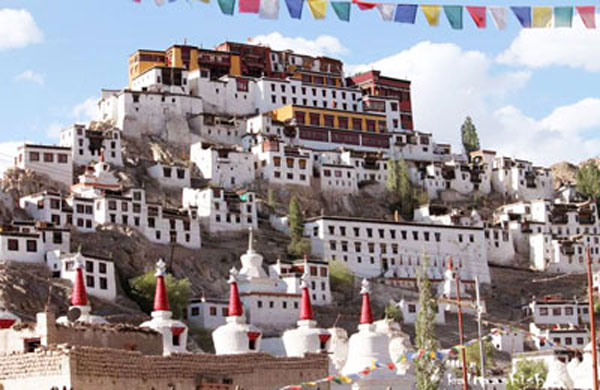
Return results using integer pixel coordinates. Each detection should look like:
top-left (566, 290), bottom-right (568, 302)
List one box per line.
top-left (384, 303), bottom-right (403, 323)
top-left (287, 238), bottom-right (312, 258)
top-left (465, 340), bottom-right (495, 375)
top-left (329, 259), bottom-right (354, 295)
top-left (507, 360), bottom-right (548, 390)
top-left (129, 270), bottom-right (191, 319)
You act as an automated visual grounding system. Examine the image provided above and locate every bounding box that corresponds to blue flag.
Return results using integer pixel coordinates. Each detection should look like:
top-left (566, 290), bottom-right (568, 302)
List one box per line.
top-left (394, 4), bottom-right (417, 23)
top-left (511, 6), bottom-right (531, 28)
top-left (285, 0), bottom-right (304, 19)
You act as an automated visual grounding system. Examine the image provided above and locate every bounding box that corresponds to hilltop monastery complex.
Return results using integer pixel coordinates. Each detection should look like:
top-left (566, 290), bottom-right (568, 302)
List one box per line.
top-left (1, 40), bottom-right (598, 389)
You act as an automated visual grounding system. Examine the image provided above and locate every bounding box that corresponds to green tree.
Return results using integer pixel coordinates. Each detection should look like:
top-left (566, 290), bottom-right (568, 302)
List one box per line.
top-left (414, 253), bottom-right (444, 390)
top-left (507, 360), bottom-right (548, 390)
top-left (288, 196), bottom-right (310, 257)
top-left (267, 187), bottom-right (277, 209)
top-left (384, 303), bottom-right (403, 323)
top-left (386, 158), bottom-right (415, 220)
top-left (576, 162), bottom-right (600, 200)
top-left (461, 116), bottom-right (481, 158)
top-left (129, 271), bottom-right (191, 318)
top-left (465, 340), bottom-right (495, 375)
top-left (329, 259), bottom-right (354, 298)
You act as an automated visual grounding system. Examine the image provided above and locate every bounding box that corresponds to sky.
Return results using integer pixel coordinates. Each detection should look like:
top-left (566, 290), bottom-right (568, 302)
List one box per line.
top-left (1, 0), bottom-right (599, 172)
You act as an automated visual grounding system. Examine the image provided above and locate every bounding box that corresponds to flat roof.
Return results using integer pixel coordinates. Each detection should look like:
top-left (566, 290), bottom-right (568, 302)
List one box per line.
top-left (305, 215), bottom-right (484, 231)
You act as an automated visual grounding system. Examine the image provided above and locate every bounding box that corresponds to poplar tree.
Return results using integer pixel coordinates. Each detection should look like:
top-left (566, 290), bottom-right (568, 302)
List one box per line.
top-left (414, 254), bottom-right (444, 390)
top-left (288, 196), bottom-right (310, 256)
top-left (386, 158), bottom-right (415, 220)
top-left (576, 161), bottom-right (600, 200)
top-left (461, 116), bottom-right (481, 158)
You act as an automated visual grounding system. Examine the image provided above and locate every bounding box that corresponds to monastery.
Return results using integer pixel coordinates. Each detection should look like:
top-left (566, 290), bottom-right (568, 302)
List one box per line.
top-left (3, 39), bottom-right (600, 389)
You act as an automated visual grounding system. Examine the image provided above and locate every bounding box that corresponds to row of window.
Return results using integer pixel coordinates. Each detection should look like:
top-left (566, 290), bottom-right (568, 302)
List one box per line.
top-left (538, 306), bottom-right (588, 316)
top-left (294, 111), bottom-right (386, 133)
top-left (323, 224), bottom-right (477, 243)
top-left (27, 152), bottom-right (69, 164)
top-left (269, 83), bottom-right (358, 101)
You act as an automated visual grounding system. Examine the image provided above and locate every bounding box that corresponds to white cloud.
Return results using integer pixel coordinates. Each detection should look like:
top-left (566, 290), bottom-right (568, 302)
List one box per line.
top-left (347, 41), bottom-right (531, 151)
top-left (14, 70), bottom-right (44, 85)
top-left (491, 99), bottom-right (600, 165)
top-left (497, 14), bottom-right (600, 72)
top-left (0, 141), bottom-right (28, 176)
top-left (0, 9), bottom-right (43, 51)
top-left (71, 96), bottom-right (99, 122)
top-left (250, 32), bottom-right (349, 57)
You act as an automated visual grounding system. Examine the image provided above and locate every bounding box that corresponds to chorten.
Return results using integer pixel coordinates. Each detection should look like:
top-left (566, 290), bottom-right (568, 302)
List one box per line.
top-left (140, 259), bottom-right (188, 355)
top-left (282, 277), bottom-right (330, 357)
top-left (340, 279), bottom-right (399, 389)
top-left (57, 252), bottom-right (108, 325)
top-left (212, 268), bottom-right (262, 355)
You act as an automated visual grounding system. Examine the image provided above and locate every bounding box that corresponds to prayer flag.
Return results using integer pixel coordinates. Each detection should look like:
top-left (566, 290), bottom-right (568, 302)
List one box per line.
top-left (394, 4), bottom-right (417, 23)
top-left (377, 3), bottom-right (396, 21)
top-left (387, 362), bottom-right (396, 370)
top-left (155, 0), bottom-right (166, 5)
top-left (421, 5), bottom-right (441, 26)
top-left (285, 0), bottom-right (304, 18)
top-left (133, 0), bottom-right (141, 3)
top-left (576, 6), bottom-right (596, 29)
top-left (554, 6), bottom-right (573, 27)
top-left (217, 0), bottom-right (235, 14)
top-left (307, 0), bottom-right (327, 19)
top-left (339, 375), bottom-right (353, 384)
top-left (511, 6), bottom-right (531, 28)
top-left (443, 5), bottom-right (463, 30)
top-left (331, 2), bottom-right (351, 21)
top-left (489, 6), bottom-right (507, 29)
top-left (532, 6), bottom-right (552, 28)
top-left (466, 6), bottom-right (486, 28)
top-left (260, 0), bottom-right (280, 19)
top-left (353, 0), bottom-right (378, 11)
top-left (239, 0), bottom-right (259, 13)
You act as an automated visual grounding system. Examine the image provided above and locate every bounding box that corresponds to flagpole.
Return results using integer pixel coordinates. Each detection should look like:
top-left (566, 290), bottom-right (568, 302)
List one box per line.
top-left (454, 259), bottom-right (469, 390)
top-left (475, 276), bottom-right (486, 390)
top-left (586, 246), bottom-right (599, 390)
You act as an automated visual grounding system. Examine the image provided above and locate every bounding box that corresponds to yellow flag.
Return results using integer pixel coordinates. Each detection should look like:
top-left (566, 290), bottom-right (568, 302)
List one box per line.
top-left (532, 6), bottom-right (552, 28)
top-left (421, 5), bottom-right (441, 26)
top-left (307, 0), bottom-right (327, 19)
top-left (339, 376), bottom-right (353, 384)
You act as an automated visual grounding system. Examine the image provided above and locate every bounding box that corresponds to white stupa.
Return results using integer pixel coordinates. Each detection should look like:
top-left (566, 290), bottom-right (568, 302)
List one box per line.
top-left (57, 252), bottom-right (108, 325)
top-left (282, 276), bottom-right (331, 357)
top-left (340, 279), bottom-right (400, 390)
top-left (543, 357), bottom-right (574, 390)
top-left (569, 342), bottom-right (600, 390)
top-left (71, 151), bottom-right (121, 198)
top-left (212, 268), bottom-right (262, 355)
top-left (140, 259), bottom-right (188, 356)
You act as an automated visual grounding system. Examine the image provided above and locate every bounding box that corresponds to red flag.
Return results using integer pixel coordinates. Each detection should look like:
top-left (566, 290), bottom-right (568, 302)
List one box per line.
top-left (239, 0), bottom-right (260, 13)
top-left (353, 0), bottom-right (378, 11)
top-left (466, 6), bottom-right (486, 28)
top-left (576, 6), bottom-right (596, 29)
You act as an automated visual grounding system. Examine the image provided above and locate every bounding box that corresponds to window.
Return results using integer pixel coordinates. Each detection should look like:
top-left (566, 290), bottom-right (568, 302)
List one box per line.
top-left (539, 307), bottom-right (548, 316)
top-left (29, 152), bottom-right (40, 161)
top-left (53, 232), bottom-right (63, 244)
top-left (163, 167), bottom-right (172, 177)
top-left (99, 262), bottom-right (107, 274)
top-left (408, 304), bottom-right (416, 313)
top-left (257, 301), bottom-right (263, 308)
top-left (210, 307), bottom-right (217, 316)
top-left (191, 307), bottom-right (200, 316)
top-left (309, 113), bottom-right (320, 126)
top-left (99, 277), bottom-right (108, 290)
top-left (86, 275), bottom-right (95, 288)
top-left (57, 154), bottom-right (68, 164)
top-left (26, 240), bottom-right (37, 252)
top-left (552, 308), bottom-right (562, 316)
top-left (7, 239), bottom-right (18, 251)
top-left (43, 153), bottom-right (54, 163)
top-left (338, 116), bottom-right (348, 129)
top-left (323, 115), bottom-right (334, 127)
top-left (352, 118), bottom-right (362, 130)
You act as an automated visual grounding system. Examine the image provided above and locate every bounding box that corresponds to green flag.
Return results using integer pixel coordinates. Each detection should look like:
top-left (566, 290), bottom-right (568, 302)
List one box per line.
top-left (331, 1), bottom-right (351, 21)
top-left (217, 0), bottom-right (235, 14)
top-left (554, 6), bottom-right (573, 27)
top-left (443, 5), bottom-right (463, 29)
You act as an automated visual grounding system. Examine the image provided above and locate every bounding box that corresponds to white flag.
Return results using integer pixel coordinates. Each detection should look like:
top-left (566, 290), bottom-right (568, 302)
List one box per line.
top-left (260, 0), bottom-right (280, 19)
top-left (489, 6), bottom-right (507, 30)
top-left (155, 0), bottom-right (166, 5)
top-left (376, 3), bottom-right (396, 21)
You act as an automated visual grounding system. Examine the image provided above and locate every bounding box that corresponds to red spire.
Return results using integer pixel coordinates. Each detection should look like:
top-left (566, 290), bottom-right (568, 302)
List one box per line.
top-left (300, 281), bottom-right (314, 321)
top-left (359, 279), bottom-right (373, 325)
top-left (153, 260), bottom-right (170, 312)
top-left (228, 271), bottom-right (243, 317)
top-left (72, 264), bottom-right (88, 307)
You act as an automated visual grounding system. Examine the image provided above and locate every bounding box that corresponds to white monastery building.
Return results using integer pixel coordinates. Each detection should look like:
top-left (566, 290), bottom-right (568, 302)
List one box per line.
top-left (14, 144), bottom-right (73, 187)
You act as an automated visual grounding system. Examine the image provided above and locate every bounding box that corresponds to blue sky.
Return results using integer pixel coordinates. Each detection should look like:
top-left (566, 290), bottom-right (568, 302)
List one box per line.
top-left (1, 0), bottom-right (599, 167)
